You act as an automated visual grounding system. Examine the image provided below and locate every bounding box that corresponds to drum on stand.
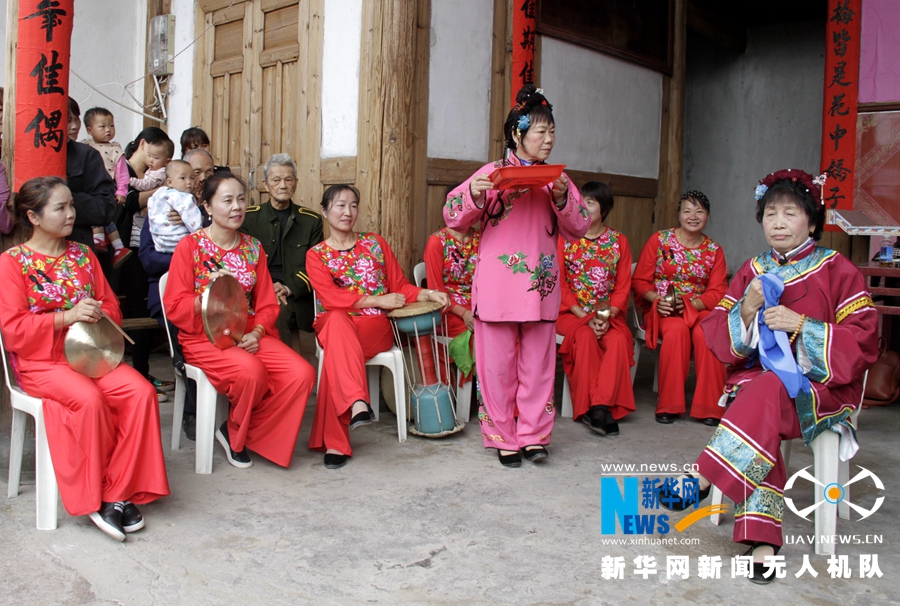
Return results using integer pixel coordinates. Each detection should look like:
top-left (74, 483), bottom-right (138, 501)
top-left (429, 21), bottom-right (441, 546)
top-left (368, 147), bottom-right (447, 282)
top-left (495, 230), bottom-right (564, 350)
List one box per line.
top-left (388, 301), bottom-right (463, 437)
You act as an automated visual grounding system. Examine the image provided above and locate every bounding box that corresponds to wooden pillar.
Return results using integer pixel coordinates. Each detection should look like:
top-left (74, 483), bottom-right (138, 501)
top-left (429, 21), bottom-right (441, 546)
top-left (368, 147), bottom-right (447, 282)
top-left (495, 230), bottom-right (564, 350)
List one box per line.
top-left (378, 0), bottom-right (418, 274)
top-left (488, 0), bottom-right (512, 161)
top-left (0, 0), bottom-right (17, 476)
top-left (296, 0), bottom-right (324, 211)
top-left (409, 0), bottom-right (431, 270)
top-left (654, 0), bottom-right (686, 232)
top-left (356, 0), bottom-right (385, 235)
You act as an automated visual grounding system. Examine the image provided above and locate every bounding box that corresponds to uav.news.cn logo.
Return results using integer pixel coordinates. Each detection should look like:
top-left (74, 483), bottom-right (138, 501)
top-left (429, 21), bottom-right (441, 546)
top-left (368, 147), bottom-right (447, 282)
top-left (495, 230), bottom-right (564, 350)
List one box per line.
top-left (784, 465), bottom-right (884, 521)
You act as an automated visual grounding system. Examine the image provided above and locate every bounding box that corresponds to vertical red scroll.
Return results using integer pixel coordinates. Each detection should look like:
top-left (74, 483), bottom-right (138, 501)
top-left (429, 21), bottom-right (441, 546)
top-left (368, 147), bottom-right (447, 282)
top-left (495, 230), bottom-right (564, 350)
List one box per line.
top-left (14, 0), bottom-right (74, 189)
top-left (821, 0), bottom-right (861, 216)
top-left (511, 0), bottom-right (536, 105)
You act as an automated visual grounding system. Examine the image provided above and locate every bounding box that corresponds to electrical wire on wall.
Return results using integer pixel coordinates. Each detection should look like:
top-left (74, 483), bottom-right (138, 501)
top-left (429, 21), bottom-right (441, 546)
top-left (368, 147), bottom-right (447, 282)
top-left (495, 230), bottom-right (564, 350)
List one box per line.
top-left (70, 0), bottom-right (239, 124)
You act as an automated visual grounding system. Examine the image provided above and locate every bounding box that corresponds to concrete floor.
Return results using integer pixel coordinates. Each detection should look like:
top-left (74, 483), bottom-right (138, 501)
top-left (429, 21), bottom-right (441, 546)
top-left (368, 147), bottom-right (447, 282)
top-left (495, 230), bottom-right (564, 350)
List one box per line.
top-left (1, 348), bottom-right (898, 605)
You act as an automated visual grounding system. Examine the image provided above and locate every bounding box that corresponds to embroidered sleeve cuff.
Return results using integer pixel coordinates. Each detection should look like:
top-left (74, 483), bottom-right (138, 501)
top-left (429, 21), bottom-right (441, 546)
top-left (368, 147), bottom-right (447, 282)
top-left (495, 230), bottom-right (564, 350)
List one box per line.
top-left (799, 317), bottom-right (831, 383)
top-left (728, 299), bottom-right (756, 358)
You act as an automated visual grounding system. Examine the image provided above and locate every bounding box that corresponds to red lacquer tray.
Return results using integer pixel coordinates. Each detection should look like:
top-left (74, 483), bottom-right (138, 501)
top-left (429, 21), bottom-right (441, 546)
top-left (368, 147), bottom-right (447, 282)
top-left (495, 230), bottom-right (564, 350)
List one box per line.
top-left (489, 164), bottom-right (565, 190)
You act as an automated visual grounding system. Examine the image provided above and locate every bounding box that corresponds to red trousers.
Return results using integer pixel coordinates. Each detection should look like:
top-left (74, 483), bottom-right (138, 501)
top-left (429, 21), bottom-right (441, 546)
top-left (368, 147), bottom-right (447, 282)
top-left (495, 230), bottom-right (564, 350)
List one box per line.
top-left (647, 310), bottom-right (725, 418)
top-left (556, 313), bottom-right (635, 421)
top-left (18, 360), bottom-right (169, 517)
top-left (309, 312), bottom-right (394, 456)
top-left (183, 334), bottom-right (315, 467)
top-left (696, 372), bottom-right (801, 546)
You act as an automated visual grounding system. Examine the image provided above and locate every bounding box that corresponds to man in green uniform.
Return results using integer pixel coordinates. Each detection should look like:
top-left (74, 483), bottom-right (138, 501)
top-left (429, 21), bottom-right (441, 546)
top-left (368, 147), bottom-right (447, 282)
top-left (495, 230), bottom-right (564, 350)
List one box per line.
top-left (241, 153), bottom-right (323, 344)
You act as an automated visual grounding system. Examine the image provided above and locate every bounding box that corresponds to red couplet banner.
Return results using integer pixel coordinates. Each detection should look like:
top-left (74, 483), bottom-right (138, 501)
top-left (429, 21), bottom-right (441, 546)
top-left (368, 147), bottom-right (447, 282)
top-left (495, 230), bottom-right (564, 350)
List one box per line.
top-left (511, 0), bottom-right (536, 106)
top-left (820, 0), bottom-right (861, 218)
top-left (14, 0), bottom-right (74, 190)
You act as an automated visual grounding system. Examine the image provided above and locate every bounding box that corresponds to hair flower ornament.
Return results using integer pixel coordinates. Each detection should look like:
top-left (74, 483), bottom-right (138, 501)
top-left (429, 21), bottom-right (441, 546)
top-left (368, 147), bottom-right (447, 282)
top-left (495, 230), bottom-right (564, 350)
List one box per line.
top-left (517, 114), bottom-right (530, 131)
top-left (755, 168), bottom-right (824, 205)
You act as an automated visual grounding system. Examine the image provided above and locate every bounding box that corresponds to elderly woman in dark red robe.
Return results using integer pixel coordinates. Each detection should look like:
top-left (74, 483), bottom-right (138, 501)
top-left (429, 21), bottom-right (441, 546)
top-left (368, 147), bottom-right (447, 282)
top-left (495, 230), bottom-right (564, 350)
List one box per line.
top-left (661, 169), bottom-right (878, 584)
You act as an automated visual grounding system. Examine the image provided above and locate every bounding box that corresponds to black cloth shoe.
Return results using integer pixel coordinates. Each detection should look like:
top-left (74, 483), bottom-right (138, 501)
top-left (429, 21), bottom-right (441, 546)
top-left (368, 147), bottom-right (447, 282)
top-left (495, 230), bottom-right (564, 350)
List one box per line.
top-left (349, 402), bottom-right (374, 430)
top-left (522, 445), bottom-right (549, 462)
top-left (702, 417), bottom-right (721, 427)
top-left (583, 405), bottom-right (609, 436)
top-left (655, 413), bottom-right (676, 424)
top-left (498, 450), bottom-right (522, 468)
top-left (216, 422), bottom-right (253, 468)
top-left (182, 413), bottom-right (196, 442)
top-left (658, 473), bottom-right (711, 512)
top-left (745, 543), bottom-right (782, 585)
top-left (121, 501), bottom-right (144, 533)
top-left (89, 501), bottom-right (126, 541)
top-left (324, 453), bottom-right (349, 469)
top-left (605, 420), bottom-right (620, 436)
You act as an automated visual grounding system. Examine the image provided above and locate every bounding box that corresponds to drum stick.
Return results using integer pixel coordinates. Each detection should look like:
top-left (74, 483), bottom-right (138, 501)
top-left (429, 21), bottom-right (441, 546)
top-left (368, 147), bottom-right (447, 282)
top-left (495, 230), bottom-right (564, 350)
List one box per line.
top-left (99, 308), bottom-right (136, 345)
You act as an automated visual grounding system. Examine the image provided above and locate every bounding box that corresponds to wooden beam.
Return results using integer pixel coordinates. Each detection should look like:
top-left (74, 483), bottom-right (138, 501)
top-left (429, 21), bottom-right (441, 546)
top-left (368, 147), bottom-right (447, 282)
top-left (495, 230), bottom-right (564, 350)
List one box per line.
top-left (319, 156), bottom-right (357, 184)
top-left (426, 158), bottom-right (486, 186)
top-left (565, 170), bottom-right (658, 200)
top-left (686, 0), bottom-right (746, 54)
top-left (488, 0), bottom-right (512, 161)
top-left (654, 0), bottom-right (686, 232)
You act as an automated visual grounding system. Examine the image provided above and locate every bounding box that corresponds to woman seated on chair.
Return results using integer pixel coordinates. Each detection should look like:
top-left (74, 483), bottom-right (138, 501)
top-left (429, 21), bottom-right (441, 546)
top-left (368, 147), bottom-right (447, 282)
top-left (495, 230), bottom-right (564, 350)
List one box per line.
top-left (306, 184), bottom-right (450, 470)
top-left (632, 190), bottom-right (728, 426)
top-left (164, 172), bottom-right (315, 469)
top-left (0, 176), bottom-right (169, 541)
top-left (660, 168), bottom-right (878, 583)
top-left (556, 181), bottom-right (635, 437)
top-left (423, 214), bottom-right (480, 338)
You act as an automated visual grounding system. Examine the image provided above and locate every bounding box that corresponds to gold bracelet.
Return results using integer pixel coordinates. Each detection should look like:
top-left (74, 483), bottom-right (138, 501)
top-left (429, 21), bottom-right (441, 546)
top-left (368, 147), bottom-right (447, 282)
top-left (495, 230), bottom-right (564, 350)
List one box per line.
top-left (253, 324), bottom-right (266, 338)
top-left (789, 314), bottom-right (806, 345)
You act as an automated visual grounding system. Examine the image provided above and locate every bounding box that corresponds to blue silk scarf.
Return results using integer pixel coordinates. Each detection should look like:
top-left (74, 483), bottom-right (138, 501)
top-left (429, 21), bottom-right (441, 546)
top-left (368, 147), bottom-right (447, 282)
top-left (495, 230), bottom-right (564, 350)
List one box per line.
top-left (757, 273), bottom-right (811, 398)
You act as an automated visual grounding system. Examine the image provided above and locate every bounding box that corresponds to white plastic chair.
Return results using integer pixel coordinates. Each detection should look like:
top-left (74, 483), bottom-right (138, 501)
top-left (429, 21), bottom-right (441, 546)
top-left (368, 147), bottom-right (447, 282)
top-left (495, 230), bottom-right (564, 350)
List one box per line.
top-left (412, 261), bottom-right (473, 422)
top-left (159, 272), bottom-right (229, 474)
top-left (2, 329), bottom-right (58, 530)
top-left (557, 334), bottom-right (574, 418)
top-left (709, 371), bottom-right (868, 556)
top-left (631, 288), bottom-right (660, 391)
top-left (313, 292), bottom-right (407, 442)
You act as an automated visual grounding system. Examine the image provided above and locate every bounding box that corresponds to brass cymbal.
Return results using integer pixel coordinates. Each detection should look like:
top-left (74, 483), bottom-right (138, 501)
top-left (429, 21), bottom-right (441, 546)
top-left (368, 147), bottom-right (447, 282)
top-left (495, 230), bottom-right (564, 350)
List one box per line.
top-left (663, 284), bottom-right (677, 308)
top-left (64, 315), bottom-right (124, 378)
top-left (201, 274), bottom-right (248, 349)
top-left (594, 300), bottom-right (611, 324)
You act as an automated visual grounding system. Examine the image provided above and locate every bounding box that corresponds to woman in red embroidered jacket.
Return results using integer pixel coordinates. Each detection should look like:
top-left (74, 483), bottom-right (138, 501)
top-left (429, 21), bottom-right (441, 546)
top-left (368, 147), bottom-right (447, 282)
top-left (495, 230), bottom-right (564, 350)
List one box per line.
top-left (164, 173), bottom-right (315, 469)
top-left (307, 185), bottom-right (450, 469)
top-left (0, 177), bottom-right (168, 542)
top-left (556, 182), bottom-right (635, 436)
top-left (632, 191), bottom-right (727, 425)
top-left (423, 225), bottom-right (480, 338)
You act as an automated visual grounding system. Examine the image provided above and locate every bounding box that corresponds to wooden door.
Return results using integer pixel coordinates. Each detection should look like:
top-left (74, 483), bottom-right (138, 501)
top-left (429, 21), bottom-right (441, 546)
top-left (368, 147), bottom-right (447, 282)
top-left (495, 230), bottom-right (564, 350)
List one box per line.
top-left (194, 0), bottom-right (321, 207)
